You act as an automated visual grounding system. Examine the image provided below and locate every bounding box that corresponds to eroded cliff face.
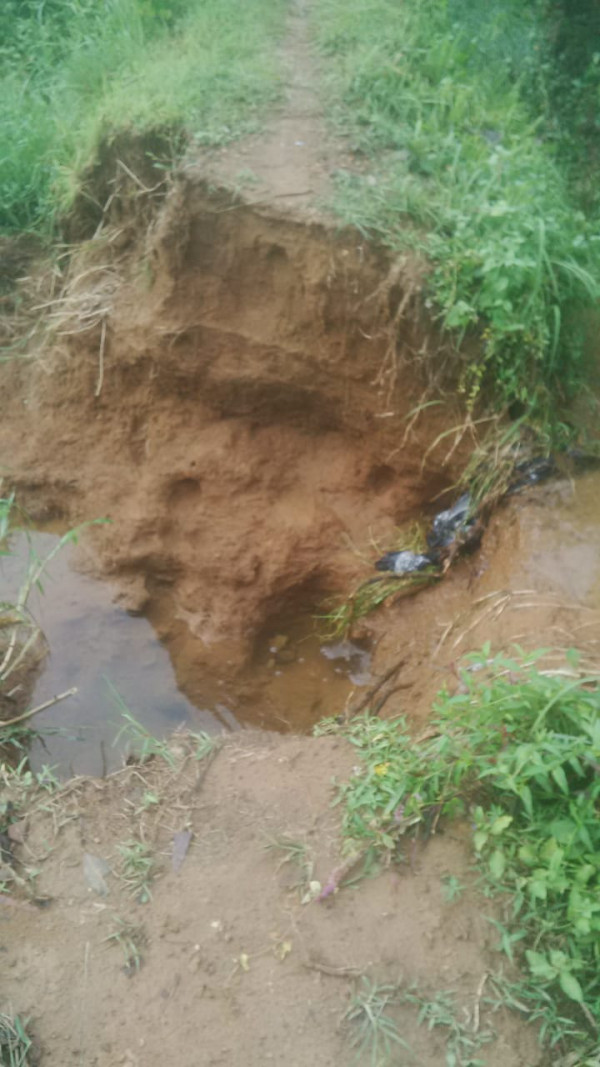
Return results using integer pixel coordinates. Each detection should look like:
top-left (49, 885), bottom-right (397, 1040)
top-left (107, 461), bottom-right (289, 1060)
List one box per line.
top-left (0, 174), bottom-right (462, 688)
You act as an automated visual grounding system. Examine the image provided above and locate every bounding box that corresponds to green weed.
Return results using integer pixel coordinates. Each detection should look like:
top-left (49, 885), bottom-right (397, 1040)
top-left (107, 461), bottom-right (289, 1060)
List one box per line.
top-left (111, 689), bottom-right (219, 767)
top-left (398, 985), bottom-right (495, 1067)
top-left (0, 503), bottom-right (107, 753)
top-left (317, 570), bottom-right (439, 640)
top-left (318, 523), bottom-right (440, 639)
top-left (103, 916), bottom-right (147, 975)
top-left (441, 874), bottom-right (465, 904)
top-left (331, 646), bottom-right (600, 1057)
top-left (117, 838), bottom-right (155, 903)
top-left (110, 689), bottom-right (178, 769)
top-left (0, 1013), bottom-right (32, 1067)
top-left (343, 977), bottom-right (410, 1065)
top-left (192, 731), bottom-right (219, 762)
top-left (311, 0), bottom-right (600, 422)
top-left (264, 834), bottom-right (315, 899)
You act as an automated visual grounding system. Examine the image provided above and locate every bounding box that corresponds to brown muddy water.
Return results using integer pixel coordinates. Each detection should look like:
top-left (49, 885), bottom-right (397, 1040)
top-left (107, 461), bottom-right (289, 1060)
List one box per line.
top-left (2, 532), bottom-right (369, 777)
top-left (5, 471), bottom-right (600, 778)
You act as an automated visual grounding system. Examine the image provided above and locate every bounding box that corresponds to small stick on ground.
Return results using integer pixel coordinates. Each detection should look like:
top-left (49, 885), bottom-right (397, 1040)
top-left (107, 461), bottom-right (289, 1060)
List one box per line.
top-left (473, 972), bottom-right (488, 1033)
top-left (349, 658), bottom-right (406, 717)
top-left (94, 316), bottom-right (107, 398)
top-left (303, 958), bottom-right (362, 978)
top-left (1, 687), bottom-right (78, 728)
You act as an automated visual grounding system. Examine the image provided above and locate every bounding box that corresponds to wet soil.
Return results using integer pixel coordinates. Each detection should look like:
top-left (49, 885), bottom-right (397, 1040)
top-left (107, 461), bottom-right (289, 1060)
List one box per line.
top-left (2, 533), bottom-right (371, 776)
top-left (362, 471), bottom-right (600, 728)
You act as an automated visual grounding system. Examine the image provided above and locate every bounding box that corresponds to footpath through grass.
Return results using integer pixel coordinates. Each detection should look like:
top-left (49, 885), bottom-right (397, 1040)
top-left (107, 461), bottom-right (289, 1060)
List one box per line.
top-left (318, 648), bottom-right (600, 1063)
top-left (310, 0), bottom-right (600, 426)
top-left (1, 0), bottom-right (287, 234)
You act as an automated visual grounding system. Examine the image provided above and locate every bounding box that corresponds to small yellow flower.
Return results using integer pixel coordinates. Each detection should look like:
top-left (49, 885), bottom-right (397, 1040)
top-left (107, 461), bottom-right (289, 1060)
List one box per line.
top-left (374, 762), bottom-right (390, 777)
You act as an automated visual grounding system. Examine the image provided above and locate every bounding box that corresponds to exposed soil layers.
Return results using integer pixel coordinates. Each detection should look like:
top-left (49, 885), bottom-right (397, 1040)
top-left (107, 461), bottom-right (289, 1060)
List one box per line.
top-left (0, 177), bottom-right (459, 691)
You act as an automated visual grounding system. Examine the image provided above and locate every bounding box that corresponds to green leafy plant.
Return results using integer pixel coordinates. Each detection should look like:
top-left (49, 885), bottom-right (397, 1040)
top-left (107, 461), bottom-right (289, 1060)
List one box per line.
top-left (331, 646), bottom-right (600, 1057)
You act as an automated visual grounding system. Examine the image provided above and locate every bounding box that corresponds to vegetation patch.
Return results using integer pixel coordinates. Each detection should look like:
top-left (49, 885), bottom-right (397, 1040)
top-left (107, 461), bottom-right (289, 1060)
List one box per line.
top-left (1, 0), bottom-right (287, 233)
top-left (320, 647), bottom-right (600, 1060)
top-left (311, 0), bottom-right (600, 423)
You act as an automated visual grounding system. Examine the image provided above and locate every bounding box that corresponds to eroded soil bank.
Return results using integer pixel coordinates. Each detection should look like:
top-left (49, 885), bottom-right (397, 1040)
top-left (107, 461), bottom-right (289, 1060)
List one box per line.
top-left (0, 174), bottom-right (461, 732)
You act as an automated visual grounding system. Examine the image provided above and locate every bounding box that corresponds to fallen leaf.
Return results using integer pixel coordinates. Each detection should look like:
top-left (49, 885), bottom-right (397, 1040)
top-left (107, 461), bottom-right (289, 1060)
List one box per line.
top-left (239, 953), bottom-right (250, 972)
top-left (301, 880), bottom-right (322, 904)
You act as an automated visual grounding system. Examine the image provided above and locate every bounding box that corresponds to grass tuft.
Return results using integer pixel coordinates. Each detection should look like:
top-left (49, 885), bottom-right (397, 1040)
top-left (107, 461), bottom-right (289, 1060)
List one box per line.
top-left (343, 977), bottom-right (410, 1065)
top-left (117, 838), bottom-right (155, 904)
top-left (0, 1014), bottom-right (32, 1067)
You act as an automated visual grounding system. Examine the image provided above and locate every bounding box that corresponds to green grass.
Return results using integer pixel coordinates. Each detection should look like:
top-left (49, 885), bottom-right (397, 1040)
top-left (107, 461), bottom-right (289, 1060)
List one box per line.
top-left (1, 0), bottom-right (288, 233)
top-left (310, 0), bottom-right (600, 422)
top-left (110, 687), bottom-right (219, 766)
top-left (318, 570), bottom-right (439, 641)
top-left (317, 521), bottom-right (440, 639)
top-left (0, 1014), bottom-right (32, 1067)
top-left (117, 838), bottom-right (155, 903)
top-left (343, 977), bottom-right (410, 1065)
top-left (103, 916), bottom-right (147, 975)
top-left (324, 646), bottom-right (600, 1060)
top-left (343, 977), bottom-right (496, 1066)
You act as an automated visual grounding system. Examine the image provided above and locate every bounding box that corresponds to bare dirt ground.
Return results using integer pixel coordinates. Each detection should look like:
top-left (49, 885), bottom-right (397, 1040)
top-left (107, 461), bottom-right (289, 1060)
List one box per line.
top-left (2, 731), bottom-right (544, 1067)
top-left (2, 3), bottom-right (600, 1064)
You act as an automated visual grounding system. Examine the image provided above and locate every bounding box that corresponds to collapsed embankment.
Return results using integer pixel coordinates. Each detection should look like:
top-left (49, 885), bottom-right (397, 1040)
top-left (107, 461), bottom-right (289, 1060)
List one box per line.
top-left (0, 172), bottom-right (469, 715)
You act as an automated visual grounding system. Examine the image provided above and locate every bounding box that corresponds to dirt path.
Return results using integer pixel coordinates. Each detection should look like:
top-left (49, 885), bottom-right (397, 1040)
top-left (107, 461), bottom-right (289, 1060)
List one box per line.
top-left (198, 0), bottom-right (346, 218)
top-left (2, 732), bottom-right (543, 1067)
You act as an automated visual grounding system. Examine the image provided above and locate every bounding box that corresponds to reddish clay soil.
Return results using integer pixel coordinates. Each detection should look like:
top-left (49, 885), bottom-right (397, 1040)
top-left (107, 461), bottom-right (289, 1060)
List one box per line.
top-left (0, 175), bottom-right (460, 697)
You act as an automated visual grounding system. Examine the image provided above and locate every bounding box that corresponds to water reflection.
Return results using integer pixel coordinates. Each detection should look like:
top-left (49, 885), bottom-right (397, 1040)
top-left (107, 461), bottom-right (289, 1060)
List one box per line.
top-left (1, 533), bottom-right (210, 777)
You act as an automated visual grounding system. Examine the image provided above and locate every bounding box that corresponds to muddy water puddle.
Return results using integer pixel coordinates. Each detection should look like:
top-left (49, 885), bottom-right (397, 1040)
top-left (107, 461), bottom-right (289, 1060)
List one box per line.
top-left (513, 473), bottom-right (600, 607)
top-left (2, 533), bottom-right (368, 776)
top-left (7, 472), bottom-right (600, 778)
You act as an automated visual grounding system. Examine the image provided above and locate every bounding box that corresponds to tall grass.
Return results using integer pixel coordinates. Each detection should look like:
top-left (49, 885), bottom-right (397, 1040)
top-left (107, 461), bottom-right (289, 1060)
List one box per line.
top-left (310, 0), bottom-right (600, 421)
top-left (1, 0), bottom-right (287, 233)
